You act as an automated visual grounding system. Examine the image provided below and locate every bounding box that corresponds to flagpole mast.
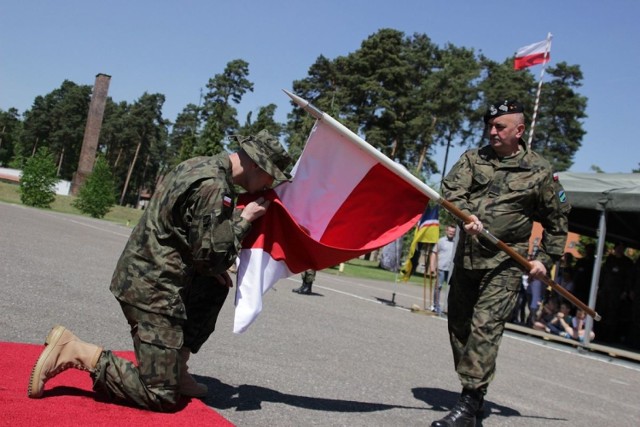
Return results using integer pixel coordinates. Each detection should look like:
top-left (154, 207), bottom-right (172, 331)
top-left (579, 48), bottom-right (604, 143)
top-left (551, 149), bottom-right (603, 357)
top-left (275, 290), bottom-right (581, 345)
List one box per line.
top-left (284, 89), bottom-right (600, 321)
top-left (526, 32), bottom-right (553, 148)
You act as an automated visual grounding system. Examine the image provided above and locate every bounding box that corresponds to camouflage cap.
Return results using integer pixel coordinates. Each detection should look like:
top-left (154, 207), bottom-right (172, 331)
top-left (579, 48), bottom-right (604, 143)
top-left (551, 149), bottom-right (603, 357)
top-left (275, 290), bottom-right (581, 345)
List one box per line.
top-left (237, 129), bottom-right (291, 181)
top-left (484, 99), bottom-right (525, 124)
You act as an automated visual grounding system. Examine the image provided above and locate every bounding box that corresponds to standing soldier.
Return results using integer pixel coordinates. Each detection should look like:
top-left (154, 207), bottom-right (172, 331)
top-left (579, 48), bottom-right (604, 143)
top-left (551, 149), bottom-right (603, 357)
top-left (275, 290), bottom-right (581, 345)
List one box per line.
top-left (431, 100), bottom-right (570, 427)
top-left (293, 269), bottom-right (316, 295)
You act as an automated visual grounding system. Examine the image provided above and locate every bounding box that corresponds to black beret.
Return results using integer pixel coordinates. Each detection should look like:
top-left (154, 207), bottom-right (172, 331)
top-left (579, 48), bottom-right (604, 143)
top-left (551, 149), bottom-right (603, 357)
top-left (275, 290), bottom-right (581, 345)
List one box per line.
top-left (484, 100), bottom-right (525, 124)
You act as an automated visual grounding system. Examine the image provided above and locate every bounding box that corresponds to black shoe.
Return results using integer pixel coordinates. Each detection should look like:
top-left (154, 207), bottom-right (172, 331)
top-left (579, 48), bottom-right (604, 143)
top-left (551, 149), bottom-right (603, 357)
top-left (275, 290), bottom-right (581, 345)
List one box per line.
top-left (292, 284), bottom-right (312, 295)
top-left (431, 389), bottom-right (482, 427)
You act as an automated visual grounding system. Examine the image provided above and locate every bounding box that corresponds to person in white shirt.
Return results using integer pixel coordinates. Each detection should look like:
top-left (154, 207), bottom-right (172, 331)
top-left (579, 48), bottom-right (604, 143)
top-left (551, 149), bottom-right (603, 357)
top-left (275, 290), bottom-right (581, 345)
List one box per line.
top-left (430, 224), bottom-right (457, 314)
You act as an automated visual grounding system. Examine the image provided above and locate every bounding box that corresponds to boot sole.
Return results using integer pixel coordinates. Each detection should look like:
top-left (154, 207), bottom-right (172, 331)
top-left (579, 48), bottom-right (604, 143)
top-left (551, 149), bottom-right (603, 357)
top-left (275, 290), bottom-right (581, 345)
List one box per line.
top-left (27, 325), bottom-right (67, 398)
top-left (180, 386), bottom-right (208, 398)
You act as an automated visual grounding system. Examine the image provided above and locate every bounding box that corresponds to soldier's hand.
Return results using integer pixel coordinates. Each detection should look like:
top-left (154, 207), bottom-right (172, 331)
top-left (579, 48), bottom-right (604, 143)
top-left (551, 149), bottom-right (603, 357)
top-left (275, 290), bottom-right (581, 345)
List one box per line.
top-left (463, 215), bottom-right (483, 235)
top-left (241, 197), bottom-right (271, 222)
top-left (529, 260), bottom-right (547, 279)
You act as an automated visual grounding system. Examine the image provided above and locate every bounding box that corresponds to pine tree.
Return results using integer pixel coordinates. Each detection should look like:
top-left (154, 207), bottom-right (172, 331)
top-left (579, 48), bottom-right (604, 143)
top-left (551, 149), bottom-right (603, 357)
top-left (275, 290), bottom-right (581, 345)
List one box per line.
top-left (72, 156), bottom-right (116, 218)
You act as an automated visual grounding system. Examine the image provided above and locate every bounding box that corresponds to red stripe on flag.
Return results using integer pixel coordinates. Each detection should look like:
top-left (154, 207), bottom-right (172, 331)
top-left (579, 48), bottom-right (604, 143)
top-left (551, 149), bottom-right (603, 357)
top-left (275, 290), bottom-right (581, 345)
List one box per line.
top-left (238, 179), bottom-right (426, 274)
top-left (321, 163), bottom-right (428, 247)
top-left (514, 52), bottom-right (549, 70)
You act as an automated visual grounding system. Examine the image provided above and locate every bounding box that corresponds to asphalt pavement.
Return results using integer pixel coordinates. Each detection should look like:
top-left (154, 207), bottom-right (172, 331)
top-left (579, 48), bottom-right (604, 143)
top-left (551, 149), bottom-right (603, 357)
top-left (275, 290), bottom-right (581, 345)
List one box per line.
top-left (2, 201), bottom-right (639, 426)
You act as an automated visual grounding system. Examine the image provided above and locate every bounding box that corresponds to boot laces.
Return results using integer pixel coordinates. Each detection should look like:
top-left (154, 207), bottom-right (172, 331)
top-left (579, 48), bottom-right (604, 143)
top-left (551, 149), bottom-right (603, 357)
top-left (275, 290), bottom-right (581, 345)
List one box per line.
top-left (46, 361), bottom-right (89, 381)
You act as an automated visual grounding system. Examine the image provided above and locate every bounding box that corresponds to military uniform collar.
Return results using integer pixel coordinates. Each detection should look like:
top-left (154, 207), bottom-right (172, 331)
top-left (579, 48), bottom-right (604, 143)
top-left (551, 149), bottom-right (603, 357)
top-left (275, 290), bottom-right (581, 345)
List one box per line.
top-left (478, 138), bottom-right (532, 169)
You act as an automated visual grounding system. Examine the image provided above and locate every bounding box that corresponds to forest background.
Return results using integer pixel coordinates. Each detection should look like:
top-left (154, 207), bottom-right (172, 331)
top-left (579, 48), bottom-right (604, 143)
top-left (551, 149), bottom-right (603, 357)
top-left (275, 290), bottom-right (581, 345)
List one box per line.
top-left (1, 27), bottom-right (607, 206)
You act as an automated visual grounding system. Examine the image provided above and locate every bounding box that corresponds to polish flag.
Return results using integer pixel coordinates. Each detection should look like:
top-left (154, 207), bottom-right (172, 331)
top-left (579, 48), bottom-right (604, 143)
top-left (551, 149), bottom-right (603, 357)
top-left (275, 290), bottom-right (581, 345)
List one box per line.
top-left (233, 120), bottom-right (430, 333)
top-left (514, 39), bottom-right (551, 70)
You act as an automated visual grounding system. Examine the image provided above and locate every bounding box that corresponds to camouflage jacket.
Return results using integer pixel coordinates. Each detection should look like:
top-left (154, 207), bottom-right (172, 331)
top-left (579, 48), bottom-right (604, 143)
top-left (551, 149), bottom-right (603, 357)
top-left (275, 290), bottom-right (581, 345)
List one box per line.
top-left (442, 141), bottom-right (570, 270)
top-left (110, 155), bottom-right (251, 319)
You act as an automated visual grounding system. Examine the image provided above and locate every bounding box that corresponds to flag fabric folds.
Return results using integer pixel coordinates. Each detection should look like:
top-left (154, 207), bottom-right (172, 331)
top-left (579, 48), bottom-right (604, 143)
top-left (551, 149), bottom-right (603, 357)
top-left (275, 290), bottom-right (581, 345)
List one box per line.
top-left (514, 39), bottom-right (551, 70)
top-left (400, 204), bottom-right (440, 281)
top-left (233, 120), bottom-right (430, 333)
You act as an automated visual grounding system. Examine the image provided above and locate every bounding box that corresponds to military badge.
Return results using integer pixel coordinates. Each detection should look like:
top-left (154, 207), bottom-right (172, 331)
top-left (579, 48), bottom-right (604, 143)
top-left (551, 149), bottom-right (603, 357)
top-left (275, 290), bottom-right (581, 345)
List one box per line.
top-left (558, 190), bottom-right (567, 203)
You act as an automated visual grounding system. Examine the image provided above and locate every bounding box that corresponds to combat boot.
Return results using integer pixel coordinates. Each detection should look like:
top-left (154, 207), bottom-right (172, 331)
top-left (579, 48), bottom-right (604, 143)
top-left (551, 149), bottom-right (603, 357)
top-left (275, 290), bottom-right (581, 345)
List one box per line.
top-left (28, 325), bottom-right (103, 398)
top-left (431, 388), bottom-right (483, 427)
top-left (292, 283), bottom-right (312, 295)
top-left (179, 347), bottom-right (208, 398)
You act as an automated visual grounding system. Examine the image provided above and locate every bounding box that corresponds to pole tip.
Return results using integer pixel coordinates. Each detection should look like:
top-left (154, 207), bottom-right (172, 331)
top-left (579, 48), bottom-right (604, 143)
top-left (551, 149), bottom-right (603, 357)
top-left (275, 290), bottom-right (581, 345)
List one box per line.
top-left (282, 89), bottom-right (307, 108)
top-left (594, 313), bottom-right (602, 322)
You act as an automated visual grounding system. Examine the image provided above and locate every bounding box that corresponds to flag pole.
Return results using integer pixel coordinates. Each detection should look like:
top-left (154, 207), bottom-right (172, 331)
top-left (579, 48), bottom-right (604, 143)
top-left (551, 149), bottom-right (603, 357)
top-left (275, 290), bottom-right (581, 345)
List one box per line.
top-left (526, 32), bottom-right (553, 148)
top-left (283, 89), bottom-right (600, 321)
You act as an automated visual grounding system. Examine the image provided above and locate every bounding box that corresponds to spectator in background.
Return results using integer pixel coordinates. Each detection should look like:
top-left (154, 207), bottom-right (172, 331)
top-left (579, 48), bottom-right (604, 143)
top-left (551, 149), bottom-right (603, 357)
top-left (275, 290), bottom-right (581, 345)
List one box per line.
top-left (526, 276), bottom-right (545, 327)
top-left (559, 268), bottom-right (575, 294)
top-left (571, 308), bottom-right (595, 342)
top-left (596, 242), bottom-right (634, 343)
top-left (532, 298), bottom-right (559, 332)
top-left (554, 268), bottom-right (576, 306)
top-left (430, 224), bottom-right (457, 314)
top-left (573, 243), bottom-right (596, 306)
top-left (555, 252), bottom-right (574, 282)
top-left (545, 301), bottom-right (574, 339)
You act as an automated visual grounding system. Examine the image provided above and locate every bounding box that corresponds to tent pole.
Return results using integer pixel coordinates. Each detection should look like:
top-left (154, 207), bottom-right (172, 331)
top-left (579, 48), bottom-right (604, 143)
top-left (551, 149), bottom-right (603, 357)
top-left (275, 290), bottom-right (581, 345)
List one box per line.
top-left (584, 210), bottom-right (606, 345)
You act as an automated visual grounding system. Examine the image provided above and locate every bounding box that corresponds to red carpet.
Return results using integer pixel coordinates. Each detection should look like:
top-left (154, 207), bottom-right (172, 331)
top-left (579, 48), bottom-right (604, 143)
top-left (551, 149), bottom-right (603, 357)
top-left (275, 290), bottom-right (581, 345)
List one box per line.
top-left (0, 341), bottom-right (234, 426)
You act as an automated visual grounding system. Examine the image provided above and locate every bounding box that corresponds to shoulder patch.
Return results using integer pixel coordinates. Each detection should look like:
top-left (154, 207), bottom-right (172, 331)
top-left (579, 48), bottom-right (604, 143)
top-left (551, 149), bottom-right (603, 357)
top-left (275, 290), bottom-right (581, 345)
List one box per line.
top-left (558, 190), bottom-right (567, 203)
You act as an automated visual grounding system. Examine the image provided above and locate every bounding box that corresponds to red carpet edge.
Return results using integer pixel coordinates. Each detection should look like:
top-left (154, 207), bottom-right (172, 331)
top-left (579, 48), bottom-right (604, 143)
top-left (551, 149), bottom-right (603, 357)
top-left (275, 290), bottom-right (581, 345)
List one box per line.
top-left (0, 341), bottom-right (233, 426)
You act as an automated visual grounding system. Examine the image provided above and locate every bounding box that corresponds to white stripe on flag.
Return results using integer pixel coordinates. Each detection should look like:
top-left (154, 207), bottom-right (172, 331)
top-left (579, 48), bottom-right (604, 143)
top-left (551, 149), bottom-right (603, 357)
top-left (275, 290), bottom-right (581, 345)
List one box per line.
top-left (516, 39), bottom-right (548, 58)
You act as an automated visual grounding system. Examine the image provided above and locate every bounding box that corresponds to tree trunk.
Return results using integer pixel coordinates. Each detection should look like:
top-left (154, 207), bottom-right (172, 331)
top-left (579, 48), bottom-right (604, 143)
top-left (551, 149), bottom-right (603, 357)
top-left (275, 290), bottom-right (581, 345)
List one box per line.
top-left (113, 147), bottom-right (123, 168)
top-left (120, 141), bottom-right (141, 206)
top-left (416, 145), bottom-right (427, 174)
top-left (57, 147), bottom-right (64, 176)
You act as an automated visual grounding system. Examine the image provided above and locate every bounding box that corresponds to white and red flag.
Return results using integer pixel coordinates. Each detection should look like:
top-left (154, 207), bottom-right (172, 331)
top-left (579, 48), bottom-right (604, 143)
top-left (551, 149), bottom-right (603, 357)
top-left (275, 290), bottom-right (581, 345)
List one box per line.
top-left (514, 38), bottom-right (551, 70)
top-left (233, 120), bottom-right (430, 333)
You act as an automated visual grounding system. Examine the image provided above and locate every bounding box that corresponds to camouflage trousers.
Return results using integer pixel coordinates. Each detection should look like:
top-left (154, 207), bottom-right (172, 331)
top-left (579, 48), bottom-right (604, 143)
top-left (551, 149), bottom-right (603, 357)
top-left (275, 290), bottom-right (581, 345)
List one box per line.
top-left (92, 275), bottom-right (229, 412)
top-left (447, 260), bottom-right (520, 393)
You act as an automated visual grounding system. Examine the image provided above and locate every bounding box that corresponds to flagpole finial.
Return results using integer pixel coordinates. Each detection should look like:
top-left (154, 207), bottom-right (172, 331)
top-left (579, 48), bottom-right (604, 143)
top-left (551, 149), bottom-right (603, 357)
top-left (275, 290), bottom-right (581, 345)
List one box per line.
top-left (282, 89), bottom-right (324, 120)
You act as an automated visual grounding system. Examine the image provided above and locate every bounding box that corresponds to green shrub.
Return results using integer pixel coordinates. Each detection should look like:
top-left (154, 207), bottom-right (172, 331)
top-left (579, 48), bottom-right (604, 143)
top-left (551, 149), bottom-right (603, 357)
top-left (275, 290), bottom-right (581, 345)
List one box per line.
top-left (19, 147), bottom-right (58, 208)
top-left (72, 156), bottom-right (116, 218)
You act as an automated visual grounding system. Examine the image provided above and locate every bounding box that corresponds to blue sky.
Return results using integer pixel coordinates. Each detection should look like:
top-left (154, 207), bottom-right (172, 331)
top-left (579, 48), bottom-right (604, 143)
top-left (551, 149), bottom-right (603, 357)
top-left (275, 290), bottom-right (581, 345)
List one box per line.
top-left (2, 0), bottom-right (639, 175)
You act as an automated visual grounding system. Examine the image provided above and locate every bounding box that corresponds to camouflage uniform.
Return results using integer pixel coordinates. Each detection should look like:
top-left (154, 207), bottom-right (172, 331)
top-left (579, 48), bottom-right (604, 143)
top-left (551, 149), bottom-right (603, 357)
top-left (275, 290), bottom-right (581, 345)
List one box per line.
top-left (92, 154), bottom-right (251, 411)
top-left (442, 140), bottom-right (569, 393)
top-left (301, 269), bottom-right (316, 284)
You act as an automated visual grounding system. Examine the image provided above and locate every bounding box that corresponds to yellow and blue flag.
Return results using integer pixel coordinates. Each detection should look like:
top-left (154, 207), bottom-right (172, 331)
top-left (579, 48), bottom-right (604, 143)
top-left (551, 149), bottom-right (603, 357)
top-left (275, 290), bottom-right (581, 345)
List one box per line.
top-left (400, 204), bottom-right (439, 280)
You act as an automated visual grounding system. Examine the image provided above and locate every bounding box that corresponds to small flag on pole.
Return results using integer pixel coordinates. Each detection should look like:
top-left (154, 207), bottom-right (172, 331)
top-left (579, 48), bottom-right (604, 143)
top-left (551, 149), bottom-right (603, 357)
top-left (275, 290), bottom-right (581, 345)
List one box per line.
top-left (400, 204), bottom-right (439, 281)
top-left (514, 37), bottom-right (552, 70)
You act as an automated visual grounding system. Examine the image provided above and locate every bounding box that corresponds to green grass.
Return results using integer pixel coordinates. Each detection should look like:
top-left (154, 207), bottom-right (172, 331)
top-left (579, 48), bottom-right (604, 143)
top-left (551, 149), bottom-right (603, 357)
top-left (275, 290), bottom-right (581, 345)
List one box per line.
top-left (1, 180), bottom-right (426, 285)
top-left (324, 257), bottom-right (434, 286)
top-left (0, 181), bottom-right (143, 227)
